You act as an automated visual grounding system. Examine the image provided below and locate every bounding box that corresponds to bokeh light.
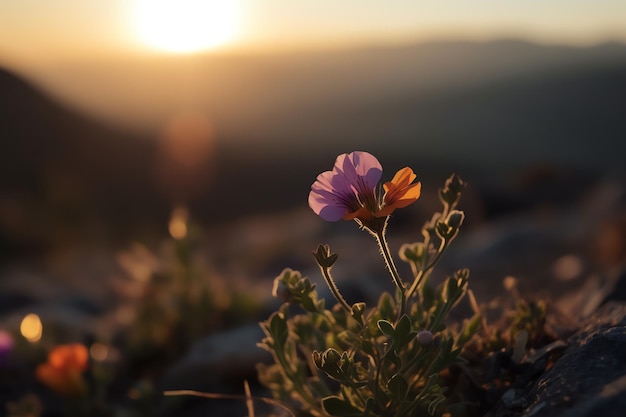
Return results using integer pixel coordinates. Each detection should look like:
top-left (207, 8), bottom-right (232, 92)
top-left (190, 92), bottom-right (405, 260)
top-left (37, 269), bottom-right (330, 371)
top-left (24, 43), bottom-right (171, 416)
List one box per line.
top-left (20, 314), bottom-right (43, 343)
top-left (155, 111), bottom-right (216, 201)
top-left (89, 343), bottom-right (109, 362)
top-left (169, 206), bottom-right (189, 240)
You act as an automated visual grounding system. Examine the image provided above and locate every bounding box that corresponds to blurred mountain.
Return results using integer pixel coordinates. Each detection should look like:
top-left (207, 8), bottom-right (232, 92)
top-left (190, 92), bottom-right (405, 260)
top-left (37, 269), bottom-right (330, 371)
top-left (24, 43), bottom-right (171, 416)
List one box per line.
top-left (1, 40), bottom-right (625, 257)
top-left (0, 68), bottom-right (165, 255)
top-left (0, 67), bottom-right (320, 256)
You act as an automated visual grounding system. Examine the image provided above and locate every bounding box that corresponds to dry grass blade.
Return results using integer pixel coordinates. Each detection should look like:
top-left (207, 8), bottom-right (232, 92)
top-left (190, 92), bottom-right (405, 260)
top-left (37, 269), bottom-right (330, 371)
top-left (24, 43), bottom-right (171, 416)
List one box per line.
top-left (163, 389), bottom-right (295, 417)
top-left (244, 380), bottom-right (254, 417)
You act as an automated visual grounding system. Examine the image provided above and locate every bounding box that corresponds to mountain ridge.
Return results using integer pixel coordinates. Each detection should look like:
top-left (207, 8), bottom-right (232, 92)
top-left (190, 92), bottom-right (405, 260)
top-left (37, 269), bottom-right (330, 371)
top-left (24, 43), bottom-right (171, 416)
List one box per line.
top-left (1, 40), bottom-right (624, 256)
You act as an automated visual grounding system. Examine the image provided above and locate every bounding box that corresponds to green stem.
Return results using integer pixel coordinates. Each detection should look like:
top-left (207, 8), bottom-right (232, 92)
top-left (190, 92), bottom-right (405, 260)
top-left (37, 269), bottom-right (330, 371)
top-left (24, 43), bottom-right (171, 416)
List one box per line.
top-left (374, 223), bottom-right (406, 318)
top-left (370, 342), bottom-right (388, 412)
top-left (406, 239), bottom-right (447, 300)
top-left (320, 265), bottom-right (352, 313)
top-left (275, 349), bottom-right (318, 409)
top-left (349, 383), bottom-right (369, 410)
top-left (398, 345), bottom-right (430, 375)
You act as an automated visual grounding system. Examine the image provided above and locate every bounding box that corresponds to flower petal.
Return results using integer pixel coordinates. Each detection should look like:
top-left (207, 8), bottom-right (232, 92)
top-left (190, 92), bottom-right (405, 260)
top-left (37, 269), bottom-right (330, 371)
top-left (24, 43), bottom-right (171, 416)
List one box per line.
top-left (36, 344), bottom-right (88, 397)
top-left (338, 151), bottom-right (382, 192)
top-left (309, 171), bottom-right (359, 221)
top-left (378, 167), bottom-right (421, 216)
top-left (309, 151), bottom-right (383, 222)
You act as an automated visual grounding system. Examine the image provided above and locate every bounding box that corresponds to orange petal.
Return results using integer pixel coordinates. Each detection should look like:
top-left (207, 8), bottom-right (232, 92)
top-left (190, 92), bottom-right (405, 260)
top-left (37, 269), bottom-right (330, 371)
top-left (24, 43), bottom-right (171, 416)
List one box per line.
top-left (36, 363), bottom-right (69, 395)
top-left (342, 206), bottom-right (371, 221)
top-left (379, 168), bottom-right (421, 217)
top-left (391, 181), bottom-right (422, 208)
top-left (385, 167), bottom-right (417, 190)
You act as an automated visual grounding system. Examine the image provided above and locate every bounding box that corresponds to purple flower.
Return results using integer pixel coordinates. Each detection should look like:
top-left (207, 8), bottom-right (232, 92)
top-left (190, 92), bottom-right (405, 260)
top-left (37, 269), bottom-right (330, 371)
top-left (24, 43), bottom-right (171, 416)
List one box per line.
top-left (0, 330), bottom-right (13, 366)
top-left (308, 151), bottom-right (382, 222)
top-left (416, 330), bottom-right (434, 346)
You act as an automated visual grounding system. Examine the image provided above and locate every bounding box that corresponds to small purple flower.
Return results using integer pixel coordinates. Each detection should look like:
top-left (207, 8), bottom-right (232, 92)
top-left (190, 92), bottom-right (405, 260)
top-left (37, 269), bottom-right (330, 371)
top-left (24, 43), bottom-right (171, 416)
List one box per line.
top-left (416, 330), bottom-right (434, 346)
top-left (308, 151), bottom-right (382, 222)
top-left (0, 330), bottom-right (13, 366)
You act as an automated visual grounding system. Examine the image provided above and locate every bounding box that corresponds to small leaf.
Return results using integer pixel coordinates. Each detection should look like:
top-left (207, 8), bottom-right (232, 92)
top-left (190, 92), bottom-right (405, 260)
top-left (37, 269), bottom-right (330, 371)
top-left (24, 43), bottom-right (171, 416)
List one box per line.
top-left (427, 389), bottom-right (446, 416)
top-left (269, 312), bottom-right (288, 347)
top-left (439, 173), bottom-right (466, 208)
top-left (422, 284), bottom-right (436, 310)
top-left (312, 351), bottom-right (322, 369)
top-left (395, 314), bottom-right (411, 336)
top-left (377, 292), bottom-right (396, 322)
top-left (435, 222), bottom-right (451, 240)
top-left (359, 339), bottom-right (376, 356)
top-left (322, 396), bottom-right (363, 416)
top-left (384, 348), bottom-right (402, 368)
top-left (445, 210), bottom-right (465, 229)
top-left (393, 315), bottom-right (415, 348)
top-left (387, 373), bottom-right (409, 401)
top-left (351, 302), bottom-right (366, 324)
top-left (378, 320), bottom-right (395, 337)
top-left (456, 313), bottom-right (482, 347)
top-left (313, 244), bottom-right (338, 268)
top-left (399, 242), bottom-right (425, 264)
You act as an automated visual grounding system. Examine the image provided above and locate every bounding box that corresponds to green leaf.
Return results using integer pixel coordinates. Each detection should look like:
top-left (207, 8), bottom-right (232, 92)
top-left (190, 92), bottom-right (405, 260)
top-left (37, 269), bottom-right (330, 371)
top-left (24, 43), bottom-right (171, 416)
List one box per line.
top-left (393, 314), bottom-right (416, 349)
top-left (384, 347), bottom-right (402, 368)
top-left (377, 292), bottom-right (396, 322)
top-left (359, 339), bottom-right (376, 357)
top-left (445, 210), bottom-right (465, 229)
top-left (387, 373), bottom-right (409, 401)
top-left (351, 302), bottom-right (366, 324)
top-left (312, 350), bottom-right (322, 369)
top-left (456, 313), bottom-right (482, 347)
top-left (422, 283), bottom-right (436, 310)
top-left (395, 314), bottom-right (411, 336)
top-left (439, 173), bottom-right (466, 208)
top-left (322, 396), bottom-right (363, 416)
top-left (435, 221), bottom-right (452, 240)
top-left (313, 244), bottom-right (338, 268)
top-left (269, 312), bottom-right (288, 347)
top-left (427, 389), bottom-right (446, 416)
top-left (377, 320), bottom-right (394, 337)
top-left (399, 242), bottom-right (425, 265)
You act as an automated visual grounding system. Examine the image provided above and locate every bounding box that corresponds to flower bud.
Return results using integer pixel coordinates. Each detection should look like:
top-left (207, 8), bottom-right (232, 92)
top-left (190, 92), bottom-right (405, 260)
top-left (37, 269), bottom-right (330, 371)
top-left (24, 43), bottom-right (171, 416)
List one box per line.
top-left (313, 244), bottom-right (338, 268)
top-left (416, 330), bottom-right (434, 346)
top-left (399, 242), bottom-right (425, 264)
top-left (351, 302), bottom-right (366, 323)
top-left (313, 348), bottom-right (343, 379)
top-left (271, 280), bottom-right (289, 301)
top-left (445, 210), bottom-right (465, 229)
top-left (439, 173), bottom-right (466, 206)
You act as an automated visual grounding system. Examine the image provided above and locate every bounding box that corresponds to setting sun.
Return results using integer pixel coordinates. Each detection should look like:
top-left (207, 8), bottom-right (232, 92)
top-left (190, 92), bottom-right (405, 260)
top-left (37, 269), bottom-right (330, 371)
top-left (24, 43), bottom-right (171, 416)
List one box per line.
top-left (132, 0), bottom-right (240, 53)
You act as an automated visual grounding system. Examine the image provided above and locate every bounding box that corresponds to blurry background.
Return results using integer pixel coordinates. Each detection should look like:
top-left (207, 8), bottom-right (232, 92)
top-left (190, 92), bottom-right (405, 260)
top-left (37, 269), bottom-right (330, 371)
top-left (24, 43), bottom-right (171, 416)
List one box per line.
top-left (0, 0), bottom-right (625, 414)
top-left (1, 0), bottom-right (625, 251)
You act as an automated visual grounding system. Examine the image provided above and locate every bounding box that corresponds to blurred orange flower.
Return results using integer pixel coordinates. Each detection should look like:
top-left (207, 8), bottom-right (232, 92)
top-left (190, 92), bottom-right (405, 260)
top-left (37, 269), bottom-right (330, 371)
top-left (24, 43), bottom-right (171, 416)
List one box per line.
top-left (36, 343), bottom-right (88, 397)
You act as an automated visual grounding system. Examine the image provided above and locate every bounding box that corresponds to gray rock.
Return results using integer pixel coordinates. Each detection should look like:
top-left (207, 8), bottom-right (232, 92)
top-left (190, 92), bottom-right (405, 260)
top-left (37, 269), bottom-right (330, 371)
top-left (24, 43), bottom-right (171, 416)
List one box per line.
top-left (161, 323), bottom-right (271, 392)
top-left (496, 302), bottom-right (626, 417)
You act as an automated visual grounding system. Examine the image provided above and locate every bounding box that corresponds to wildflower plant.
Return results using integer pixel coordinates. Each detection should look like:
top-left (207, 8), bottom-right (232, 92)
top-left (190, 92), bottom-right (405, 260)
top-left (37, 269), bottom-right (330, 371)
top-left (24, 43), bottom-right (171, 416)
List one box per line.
top-left (258, 151), bottom-right (482, 416)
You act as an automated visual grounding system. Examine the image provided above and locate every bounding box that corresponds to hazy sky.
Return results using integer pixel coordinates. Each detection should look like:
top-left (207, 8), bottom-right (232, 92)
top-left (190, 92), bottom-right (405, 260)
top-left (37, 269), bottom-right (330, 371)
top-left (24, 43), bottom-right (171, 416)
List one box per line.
top-left (1, 0), bottom-right (625, 68)
top-left (2, 0), bottom-right (625, 133)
